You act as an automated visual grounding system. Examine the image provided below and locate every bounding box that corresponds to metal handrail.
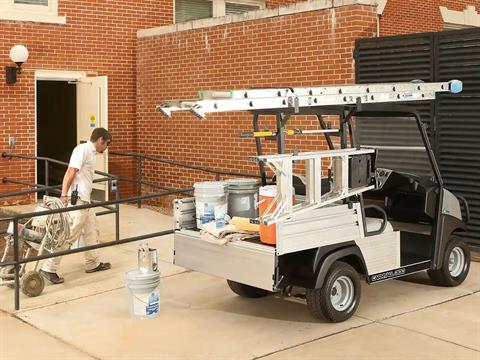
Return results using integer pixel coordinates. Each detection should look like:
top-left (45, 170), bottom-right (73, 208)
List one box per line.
top-left (109, 150), bottom-right (261, 208)
top-left (0, 188), bottom-right (191, 310)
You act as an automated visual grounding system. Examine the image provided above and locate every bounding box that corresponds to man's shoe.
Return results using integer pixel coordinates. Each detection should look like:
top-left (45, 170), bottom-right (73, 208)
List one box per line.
top-left (85, 262), bottom-right (111, 273)
top-left (39, 269), bottom-right (65, 284)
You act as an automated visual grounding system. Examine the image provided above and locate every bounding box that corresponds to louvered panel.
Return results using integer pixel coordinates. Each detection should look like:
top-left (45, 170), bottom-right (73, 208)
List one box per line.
top-left (435, 29), bottom-right (480, 245)
top-left (355, 34), bottom-right (434, 136)
top-left (356, 29), bottom-right (480, 246)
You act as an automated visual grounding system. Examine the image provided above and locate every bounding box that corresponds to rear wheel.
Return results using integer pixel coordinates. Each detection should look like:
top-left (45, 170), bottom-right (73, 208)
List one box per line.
top-left (227, 280), bottom-right (271, 298)
top-left (428, 236), bottom-right (470, 287)
top-left (306, 261), bottom-right (361, 322)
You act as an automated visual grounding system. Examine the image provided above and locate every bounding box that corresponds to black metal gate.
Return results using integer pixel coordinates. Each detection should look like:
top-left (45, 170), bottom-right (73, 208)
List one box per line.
top-left (355, 28), bottom-right (480, 247)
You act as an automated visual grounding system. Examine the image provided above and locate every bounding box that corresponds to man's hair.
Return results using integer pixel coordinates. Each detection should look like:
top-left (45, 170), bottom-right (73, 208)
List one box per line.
top-left (90, 128), bottom-right (112, 142)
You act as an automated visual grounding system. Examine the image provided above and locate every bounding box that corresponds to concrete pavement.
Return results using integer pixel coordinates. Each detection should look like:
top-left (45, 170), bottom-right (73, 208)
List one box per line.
top-left (1, 204), bottom-right (479, 359)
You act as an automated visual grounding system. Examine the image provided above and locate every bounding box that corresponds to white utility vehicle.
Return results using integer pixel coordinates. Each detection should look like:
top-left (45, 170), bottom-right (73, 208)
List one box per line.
top-left (159, 80), bottom-right (471, 322)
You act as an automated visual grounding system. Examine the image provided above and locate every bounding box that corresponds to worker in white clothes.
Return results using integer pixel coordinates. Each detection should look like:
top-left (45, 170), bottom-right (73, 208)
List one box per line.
top-left (40, 128), bottom-right (112, 284)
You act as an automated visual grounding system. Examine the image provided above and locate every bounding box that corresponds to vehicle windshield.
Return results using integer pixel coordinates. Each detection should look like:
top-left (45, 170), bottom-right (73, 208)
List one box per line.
top-left (356, 116), bottom-right (435, 180)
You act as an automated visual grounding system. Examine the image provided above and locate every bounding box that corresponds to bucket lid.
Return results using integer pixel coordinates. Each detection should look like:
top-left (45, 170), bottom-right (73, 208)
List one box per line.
top-left (125, 269), bottom-right (160, 283)
top-left (259, 185), bottom-right (277, 197)
top-left (227, 178), bottom-right (259, 187)
top-left (194, 181), bottom-right (227, 190)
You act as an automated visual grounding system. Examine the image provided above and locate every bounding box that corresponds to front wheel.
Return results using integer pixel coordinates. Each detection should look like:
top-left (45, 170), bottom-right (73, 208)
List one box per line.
top-left (428, 236), bottom-right (470, 287)
top-left (306, 261), bottom-right (361, 322)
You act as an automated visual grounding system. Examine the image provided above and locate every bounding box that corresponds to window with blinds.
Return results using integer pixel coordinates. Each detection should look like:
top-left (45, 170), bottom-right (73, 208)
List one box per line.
top-left (175, 0), bottom-right (263, 23)
top-left (14, 0), bottom-right (48, 5)
top-left (175, 0), bottom-right (213, 23)
top-left (226, 2), bottom-right (260, 15)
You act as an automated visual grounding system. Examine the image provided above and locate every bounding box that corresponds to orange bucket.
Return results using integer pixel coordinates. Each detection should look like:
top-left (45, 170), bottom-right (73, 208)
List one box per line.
top-left (259, 186), bottom-right (295, 245)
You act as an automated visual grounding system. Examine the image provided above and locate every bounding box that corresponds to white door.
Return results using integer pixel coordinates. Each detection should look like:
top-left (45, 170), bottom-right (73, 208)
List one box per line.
top-left (76, 76), bottom-right (108, 200)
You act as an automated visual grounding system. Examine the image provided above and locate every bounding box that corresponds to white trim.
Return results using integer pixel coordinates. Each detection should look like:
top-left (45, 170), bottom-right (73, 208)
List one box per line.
top-left (140, 0), bottom-right (380, 38)
top-left (0, 0), bottom-right (66, 24)
top-left (35, 70), bottom-right (86, 81)
top-left (375, 0), bottom-right (387, 15)
top-left (440, 5), bottom-right (480, 28)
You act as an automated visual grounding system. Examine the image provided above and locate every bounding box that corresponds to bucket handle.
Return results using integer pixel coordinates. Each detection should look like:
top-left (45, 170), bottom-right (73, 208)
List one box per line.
top-left (255, 199), bottom-right (265, 208)
top-left (127, 286), bottom-right (159, 306)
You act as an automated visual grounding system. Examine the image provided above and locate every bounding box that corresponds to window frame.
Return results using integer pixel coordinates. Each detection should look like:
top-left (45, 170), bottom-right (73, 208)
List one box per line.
top-left (175, 0), bottom-right (265, 23)
top-left (0, 0), bottom-right (66, 24)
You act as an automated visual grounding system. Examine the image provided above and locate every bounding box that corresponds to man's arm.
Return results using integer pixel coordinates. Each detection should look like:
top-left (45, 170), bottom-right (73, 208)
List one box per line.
top-left (60, 167), bottom-right (79, 205)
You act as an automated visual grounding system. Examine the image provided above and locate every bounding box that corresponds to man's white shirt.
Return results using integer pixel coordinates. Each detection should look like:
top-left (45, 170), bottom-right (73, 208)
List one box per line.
top-left (68, 141), bottom-right (97, 203)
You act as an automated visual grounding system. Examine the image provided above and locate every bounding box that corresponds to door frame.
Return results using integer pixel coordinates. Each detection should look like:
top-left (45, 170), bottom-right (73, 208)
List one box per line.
top-left (34, 70), bottom-right (87, 187)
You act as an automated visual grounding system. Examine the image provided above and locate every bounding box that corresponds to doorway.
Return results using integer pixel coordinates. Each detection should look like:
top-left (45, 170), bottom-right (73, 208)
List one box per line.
top-left (36, 80), bottom-right (77, 193)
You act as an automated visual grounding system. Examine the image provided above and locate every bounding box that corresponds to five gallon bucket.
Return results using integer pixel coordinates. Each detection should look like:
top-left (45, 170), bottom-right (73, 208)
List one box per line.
top-left (125, 269), bottom-right (161, 320)
top-left (259, 185), bottom-right (295, 245)
top-left (227, 178), bottom-right (259, 219)
top-left (259, 185), bottom-right (278, 245)
top-left (194, 181), bottom-right (228, 229)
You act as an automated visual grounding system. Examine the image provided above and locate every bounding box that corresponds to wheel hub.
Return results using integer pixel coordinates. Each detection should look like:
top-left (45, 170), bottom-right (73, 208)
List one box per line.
top-left (330, 276), bottom-right (355, 311)
top-left (448, 246), bottom-right (465, 278)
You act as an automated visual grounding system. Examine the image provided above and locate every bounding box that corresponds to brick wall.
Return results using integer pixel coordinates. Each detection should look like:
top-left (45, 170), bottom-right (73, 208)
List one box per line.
top-left (136, 4), bottom-right (377, 209)
top-left (0, 0), bottom-right (171, 204)
top-left (380, 0), bottom-right (480, 35)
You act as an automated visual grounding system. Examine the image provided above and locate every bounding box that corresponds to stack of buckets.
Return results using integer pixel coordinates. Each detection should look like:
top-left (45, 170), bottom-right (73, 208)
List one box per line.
top-left (193, 179), bottom-right (283, 245)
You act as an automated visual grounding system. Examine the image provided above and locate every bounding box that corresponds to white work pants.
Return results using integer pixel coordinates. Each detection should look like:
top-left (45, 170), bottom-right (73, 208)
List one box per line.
top-left (41, 201), bottom-right (100, 273)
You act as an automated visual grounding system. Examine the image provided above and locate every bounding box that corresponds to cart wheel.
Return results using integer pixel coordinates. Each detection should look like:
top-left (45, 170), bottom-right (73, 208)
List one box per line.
top-left (227, 280), bottom-right (271, 298)
top-left (306, 261), bottom-right (361, 322)
top-left (428, 236), bottom-right (470, 287)
top-left (21, 271), bottom-right (45, 297)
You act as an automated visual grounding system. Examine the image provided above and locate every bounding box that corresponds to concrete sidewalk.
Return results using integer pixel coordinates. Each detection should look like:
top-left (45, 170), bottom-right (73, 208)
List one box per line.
top-left (1, 204), bottom-right (479, 359)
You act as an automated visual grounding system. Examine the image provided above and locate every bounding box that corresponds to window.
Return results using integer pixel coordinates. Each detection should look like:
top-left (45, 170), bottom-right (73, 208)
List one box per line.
top-left (15, 0), bottom-right (49, 5)
top-left (0, 0), bottom-right (65, 24)
top-left (175, 0), bottom-right (264, 23)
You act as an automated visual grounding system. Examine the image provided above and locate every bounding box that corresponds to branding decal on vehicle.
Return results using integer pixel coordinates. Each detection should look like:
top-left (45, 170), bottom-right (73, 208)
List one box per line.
top-left (370, 268), bottom-right (406, 282)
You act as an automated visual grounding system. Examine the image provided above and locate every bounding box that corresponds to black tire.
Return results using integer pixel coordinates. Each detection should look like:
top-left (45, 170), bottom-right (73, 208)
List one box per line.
top-left (226, 280), bottom-right (272, 298)
top-left (306, 261), bottom-right (361, 322)
top-left (21, 271), bottom-right (45, 297)
top-left (428, 236), bottom-right (470, 287)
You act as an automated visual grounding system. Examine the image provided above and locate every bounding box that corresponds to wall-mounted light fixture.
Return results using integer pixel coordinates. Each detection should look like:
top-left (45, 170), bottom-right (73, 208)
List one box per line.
top-left (5, 45), bottom-right (29, 85)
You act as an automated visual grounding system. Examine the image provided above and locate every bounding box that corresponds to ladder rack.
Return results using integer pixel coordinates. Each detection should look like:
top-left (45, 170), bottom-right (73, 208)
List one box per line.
top-left (254, 148), bottom-right (376, 225)
top-left (157, 80), bottom-right (462, 119)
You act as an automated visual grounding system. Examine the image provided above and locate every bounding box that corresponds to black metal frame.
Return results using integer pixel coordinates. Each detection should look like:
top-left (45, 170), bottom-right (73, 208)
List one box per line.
top-left (247, 104), bottom-right (456, 271)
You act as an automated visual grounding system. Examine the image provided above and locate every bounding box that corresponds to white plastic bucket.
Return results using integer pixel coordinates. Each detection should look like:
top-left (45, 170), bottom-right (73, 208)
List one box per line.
top-left (125, 269), bottom-right (160, 320)
top-left (227, 178), bottom-right (259, 219)
top-left (194, 181), bottom-right (228, 229)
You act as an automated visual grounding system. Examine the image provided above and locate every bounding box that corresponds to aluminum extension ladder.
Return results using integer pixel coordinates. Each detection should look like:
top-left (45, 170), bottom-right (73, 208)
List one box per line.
top-left (157, 80), bottom-right (463, 119)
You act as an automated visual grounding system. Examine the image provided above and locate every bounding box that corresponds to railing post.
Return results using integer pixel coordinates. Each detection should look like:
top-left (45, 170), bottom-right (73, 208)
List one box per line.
top-left (115, 177), bottom-right (120, 242)
top-left (44, 160), bottom-right (49, 196)
top-left (137, 157), bottom-right (142, 208)
top-left (13, 218), bottom-right (20, 311)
